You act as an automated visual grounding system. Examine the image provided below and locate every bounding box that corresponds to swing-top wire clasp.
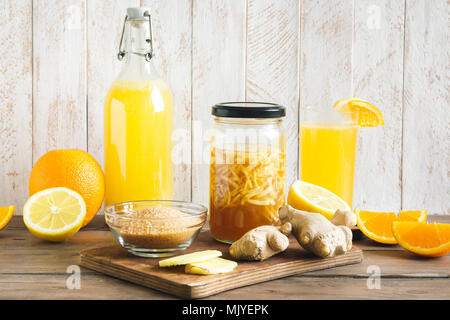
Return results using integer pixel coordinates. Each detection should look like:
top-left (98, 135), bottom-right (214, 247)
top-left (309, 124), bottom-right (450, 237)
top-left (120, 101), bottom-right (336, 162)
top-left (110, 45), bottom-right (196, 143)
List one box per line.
top-left (117, 10), bottom-right (154, 62)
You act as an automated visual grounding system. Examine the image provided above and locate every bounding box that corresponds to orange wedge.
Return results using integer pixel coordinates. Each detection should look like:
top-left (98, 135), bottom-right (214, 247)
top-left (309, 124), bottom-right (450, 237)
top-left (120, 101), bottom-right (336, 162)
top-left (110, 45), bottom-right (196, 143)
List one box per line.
top-left (355, 210), bottom-right (398, 244)
top-left (398, 210), bottom-right (427, 222)
top-left (333, 98), bottom-right (384, 127)
top-left (0, 205), bottom-right (15, 231)
top-left (392, 221), bottom-right (450, 257)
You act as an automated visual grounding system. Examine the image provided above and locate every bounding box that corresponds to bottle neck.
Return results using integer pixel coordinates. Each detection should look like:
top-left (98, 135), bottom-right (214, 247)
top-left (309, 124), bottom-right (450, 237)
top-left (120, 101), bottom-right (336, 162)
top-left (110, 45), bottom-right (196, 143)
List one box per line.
top-left (117, 19), bottom-right (158, 82)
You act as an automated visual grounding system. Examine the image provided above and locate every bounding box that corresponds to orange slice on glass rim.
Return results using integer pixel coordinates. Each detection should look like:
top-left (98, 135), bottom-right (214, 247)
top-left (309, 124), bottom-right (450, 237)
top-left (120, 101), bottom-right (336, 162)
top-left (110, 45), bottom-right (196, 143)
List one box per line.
top-left (333, 98), bottom-right (384, 127)
top-left (392, 221), bottom-right (450, 257)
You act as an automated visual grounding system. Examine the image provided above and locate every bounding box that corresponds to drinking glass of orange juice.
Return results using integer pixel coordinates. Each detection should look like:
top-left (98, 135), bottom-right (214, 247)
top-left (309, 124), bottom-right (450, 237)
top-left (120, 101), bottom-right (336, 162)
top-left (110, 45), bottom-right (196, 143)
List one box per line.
top-left (300, 107), bottom-right (359, 208)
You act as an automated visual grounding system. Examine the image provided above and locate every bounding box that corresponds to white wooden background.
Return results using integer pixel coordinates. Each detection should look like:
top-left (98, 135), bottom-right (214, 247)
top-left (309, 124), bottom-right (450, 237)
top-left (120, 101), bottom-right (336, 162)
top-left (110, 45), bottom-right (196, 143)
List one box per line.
top-left (0, 0), bottom-right (448, 215)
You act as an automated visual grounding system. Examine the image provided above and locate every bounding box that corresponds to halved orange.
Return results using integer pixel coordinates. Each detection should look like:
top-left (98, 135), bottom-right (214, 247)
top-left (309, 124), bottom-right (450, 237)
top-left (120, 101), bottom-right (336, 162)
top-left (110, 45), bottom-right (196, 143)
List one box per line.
top-left (392, 221), bottom-right (450, 257)
top-left (398, 210), bottom-right (427, 222)
top-left (355, 210), bottom-right (398, 244)
top-left (29, 149), bottom-right (104, 227)
top-left (0, 205), bottom-right (15, 231)
top-left (333, 98), bottom-right (384, 127)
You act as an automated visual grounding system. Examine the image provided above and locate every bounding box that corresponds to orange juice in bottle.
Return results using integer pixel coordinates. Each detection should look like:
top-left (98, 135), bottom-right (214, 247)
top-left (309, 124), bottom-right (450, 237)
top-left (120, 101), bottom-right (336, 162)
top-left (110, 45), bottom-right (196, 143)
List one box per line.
top-left (104, 8), bottom-right (173, 206)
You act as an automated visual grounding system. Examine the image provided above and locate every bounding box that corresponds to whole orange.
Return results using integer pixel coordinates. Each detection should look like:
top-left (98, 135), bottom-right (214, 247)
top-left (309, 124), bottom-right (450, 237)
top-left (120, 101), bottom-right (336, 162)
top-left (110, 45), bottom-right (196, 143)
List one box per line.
top-left (29, 149), bottom-right (105, 227)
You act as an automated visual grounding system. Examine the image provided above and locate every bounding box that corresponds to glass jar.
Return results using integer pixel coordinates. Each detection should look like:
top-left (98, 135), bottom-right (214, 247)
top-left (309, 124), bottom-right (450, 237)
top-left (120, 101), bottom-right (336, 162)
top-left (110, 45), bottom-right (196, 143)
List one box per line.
top-left (209, 102), bottom-right (287, 243)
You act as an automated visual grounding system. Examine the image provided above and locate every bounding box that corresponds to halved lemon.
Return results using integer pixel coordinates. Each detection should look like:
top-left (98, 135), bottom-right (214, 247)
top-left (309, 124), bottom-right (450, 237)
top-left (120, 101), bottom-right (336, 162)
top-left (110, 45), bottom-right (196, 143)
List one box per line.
top-left (398, 210), bottom-right (427, 222)
top-left (287, 180), bottom-right (351, 220)
top-left (0, 205), bottom-right (15, 231)
top-left (333, 98), bottom-right (384, 127)
top-left (23, 187), bottom-right (86, 242)
top-left (392, 221), bottom-right (450, 257)
top-left (355, 210), bottom-right (398, 244)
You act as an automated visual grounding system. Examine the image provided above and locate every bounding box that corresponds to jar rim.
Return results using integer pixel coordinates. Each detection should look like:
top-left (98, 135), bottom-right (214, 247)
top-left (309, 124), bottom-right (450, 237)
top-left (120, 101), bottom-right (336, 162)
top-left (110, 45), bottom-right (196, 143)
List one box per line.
top-left (212, 102), bottom-right (286, 119)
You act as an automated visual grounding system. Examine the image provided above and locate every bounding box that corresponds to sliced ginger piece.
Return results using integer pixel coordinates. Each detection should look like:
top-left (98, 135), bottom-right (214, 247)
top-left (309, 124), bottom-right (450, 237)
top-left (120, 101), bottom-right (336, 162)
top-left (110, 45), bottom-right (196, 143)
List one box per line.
top-left (185, 258), bottom-right (238, 275)
top-left (158, 250), bottom-right (222, 267)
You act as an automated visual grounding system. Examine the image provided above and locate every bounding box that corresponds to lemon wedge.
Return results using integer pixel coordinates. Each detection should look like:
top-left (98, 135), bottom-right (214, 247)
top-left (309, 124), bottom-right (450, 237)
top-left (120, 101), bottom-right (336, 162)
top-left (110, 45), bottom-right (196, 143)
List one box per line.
top-left (333, 98), bottom-right (384, 127)
top-left (287, 181), bottom-right (351, 220)
top-left (23, 187), bottom-right (86, 242)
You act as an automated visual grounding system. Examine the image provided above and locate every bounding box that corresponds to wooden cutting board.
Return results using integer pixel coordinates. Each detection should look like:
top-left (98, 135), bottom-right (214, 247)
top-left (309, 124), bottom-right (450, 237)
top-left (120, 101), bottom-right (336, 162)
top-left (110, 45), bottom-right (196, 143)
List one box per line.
top-left (80, 231), bottom-right (363, 299)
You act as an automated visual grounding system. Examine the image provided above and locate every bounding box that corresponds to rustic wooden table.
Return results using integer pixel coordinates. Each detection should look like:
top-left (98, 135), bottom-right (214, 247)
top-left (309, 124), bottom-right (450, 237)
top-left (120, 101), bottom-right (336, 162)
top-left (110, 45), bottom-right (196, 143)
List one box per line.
top-left (1, 216), bottom-right (449, 300)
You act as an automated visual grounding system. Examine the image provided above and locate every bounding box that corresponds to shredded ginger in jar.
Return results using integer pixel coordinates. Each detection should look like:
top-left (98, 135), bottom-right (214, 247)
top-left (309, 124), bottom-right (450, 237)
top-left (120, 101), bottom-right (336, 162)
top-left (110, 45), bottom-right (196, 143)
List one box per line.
top-left (209, 146), bottom-right (286, 242)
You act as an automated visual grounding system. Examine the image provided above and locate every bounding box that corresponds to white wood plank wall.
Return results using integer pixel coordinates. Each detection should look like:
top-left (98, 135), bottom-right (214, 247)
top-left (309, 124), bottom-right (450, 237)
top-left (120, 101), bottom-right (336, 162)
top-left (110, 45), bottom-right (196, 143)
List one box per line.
top-left (0, 0), bottom-right (448, 215)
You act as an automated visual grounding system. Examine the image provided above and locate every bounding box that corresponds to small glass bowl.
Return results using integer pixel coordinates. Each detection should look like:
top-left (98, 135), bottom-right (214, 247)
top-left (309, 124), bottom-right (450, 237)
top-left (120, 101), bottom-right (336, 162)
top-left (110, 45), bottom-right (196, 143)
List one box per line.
top-left (105, 200), bottom-right (207, 258)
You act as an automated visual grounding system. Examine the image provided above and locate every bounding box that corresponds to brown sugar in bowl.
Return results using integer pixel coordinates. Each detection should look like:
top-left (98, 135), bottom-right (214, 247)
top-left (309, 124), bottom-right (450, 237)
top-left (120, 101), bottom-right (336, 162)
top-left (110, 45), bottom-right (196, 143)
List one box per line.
top-left (118, 207), bottom-right (202, 248)
top-left (105, 200), bottom-right (207, 257)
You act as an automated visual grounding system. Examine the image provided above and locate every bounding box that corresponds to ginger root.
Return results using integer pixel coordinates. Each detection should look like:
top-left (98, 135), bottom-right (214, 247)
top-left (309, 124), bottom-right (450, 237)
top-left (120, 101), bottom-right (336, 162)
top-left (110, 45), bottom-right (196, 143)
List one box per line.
top-left (330, 209), bottom-right (357, 227)
top-left (278, 205), bottom-right (352, 258)
top-left (229, 223), bottom-right (292, 261)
